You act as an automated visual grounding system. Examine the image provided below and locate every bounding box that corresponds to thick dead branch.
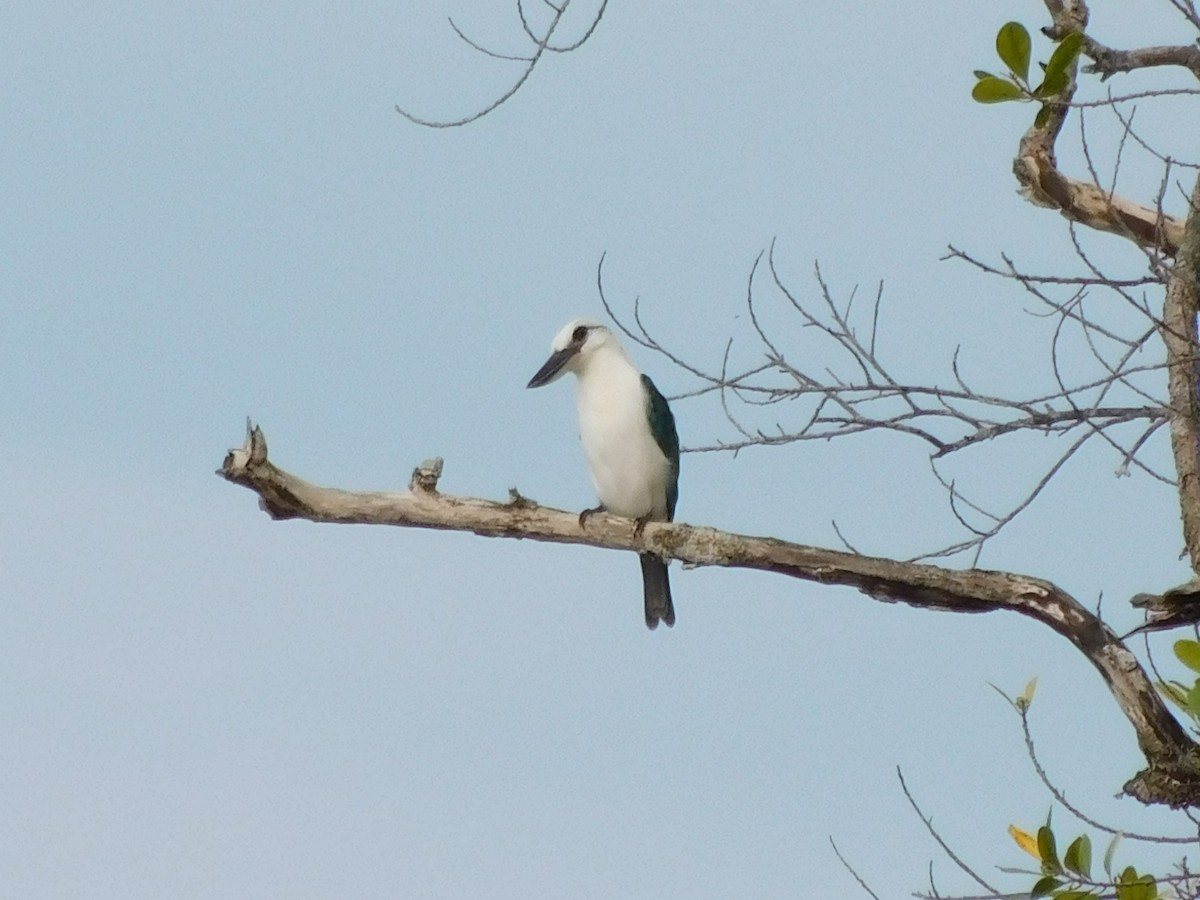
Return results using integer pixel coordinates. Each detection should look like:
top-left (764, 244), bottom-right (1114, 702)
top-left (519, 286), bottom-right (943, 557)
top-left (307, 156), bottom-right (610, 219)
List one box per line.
top-left (1130, 578), bottom-right (1200, 634)
top-left (1164, 174), bottom-right (1200, 574)
top-left (1014, 147), bottom-right (1186, 254)
top-left (218, 421), bottom-right (1200, 807)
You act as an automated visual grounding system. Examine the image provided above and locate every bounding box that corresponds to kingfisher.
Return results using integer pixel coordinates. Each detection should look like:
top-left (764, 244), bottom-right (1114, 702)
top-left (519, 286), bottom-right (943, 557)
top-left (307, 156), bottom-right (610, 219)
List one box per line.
top-left (527, 319), bottom-right (680, 629)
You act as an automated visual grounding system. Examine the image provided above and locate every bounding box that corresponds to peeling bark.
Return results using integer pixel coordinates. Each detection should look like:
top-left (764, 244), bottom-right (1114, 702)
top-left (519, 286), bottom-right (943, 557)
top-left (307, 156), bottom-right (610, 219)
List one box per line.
top-left (1013, 149), bottom-right (1185, 254)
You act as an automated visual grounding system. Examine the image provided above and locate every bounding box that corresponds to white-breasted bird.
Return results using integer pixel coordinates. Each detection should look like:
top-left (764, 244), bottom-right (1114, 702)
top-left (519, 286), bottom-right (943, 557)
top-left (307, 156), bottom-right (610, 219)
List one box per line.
top-left (527, 318), bottom-right (680, 629)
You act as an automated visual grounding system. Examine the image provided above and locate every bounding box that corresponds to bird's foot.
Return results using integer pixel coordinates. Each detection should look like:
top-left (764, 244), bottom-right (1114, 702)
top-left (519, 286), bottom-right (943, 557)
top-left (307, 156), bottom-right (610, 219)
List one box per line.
top-left (578, 505), bottom-right (606, 530)
top-left (633, 514), bottom-right (653, 539)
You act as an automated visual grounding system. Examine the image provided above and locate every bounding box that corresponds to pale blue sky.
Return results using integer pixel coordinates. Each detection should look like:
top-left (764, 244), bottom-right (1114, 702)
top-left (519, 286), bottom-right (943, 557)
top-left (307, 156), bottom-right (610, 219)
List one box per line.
top-left (3, 2), bottom-right (1199, 897)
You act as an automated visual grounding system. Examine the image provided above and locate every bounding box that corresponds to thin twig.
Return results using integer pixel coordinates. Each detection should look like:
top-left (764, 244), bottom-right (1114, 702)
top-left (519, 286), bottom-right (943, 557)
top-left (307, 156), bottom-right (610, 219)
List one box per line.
top-left (898, 768), bottom-right (1004, 897)
top-left (829, 837), bottom-right (884, 900)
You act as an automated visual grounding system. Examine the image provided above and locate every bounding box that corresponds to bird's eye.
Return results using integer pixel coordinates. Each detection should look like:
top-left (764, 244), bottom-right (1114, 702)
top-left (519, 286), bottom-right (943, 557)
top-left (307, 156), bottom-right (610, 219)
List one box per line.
top-left (572, 325), bottom-right (589, 343)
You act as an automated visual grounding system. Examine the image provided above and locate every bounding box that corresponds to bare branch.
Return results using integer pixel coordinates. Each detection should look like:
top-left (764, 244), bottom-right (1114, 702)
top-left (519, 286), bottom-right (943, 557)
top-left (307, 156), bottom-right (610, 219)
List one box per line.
top-left (829, 837), bottom-right (884, 900)
top-left (219, 422), bottom-right (1200, 806)
top-left (517, 0), bottom-right (609, 52)
top-left (898, 768), bottom-right (1004, 897)
top-left (933, 406), bottom-right (1165, 456)
top-left (919, 431), bottom-right (1096, 562)
top-left (1109, 102), bottom-right (1200, 171)
top-left (1160, 0), bottom-right (1200, 30)
top-left (944, 245), bottom-right (1162, 288)
top-left (608, 238), bottom-right (1171, 556)
top-left (395, 0), bottom-right (604, 128)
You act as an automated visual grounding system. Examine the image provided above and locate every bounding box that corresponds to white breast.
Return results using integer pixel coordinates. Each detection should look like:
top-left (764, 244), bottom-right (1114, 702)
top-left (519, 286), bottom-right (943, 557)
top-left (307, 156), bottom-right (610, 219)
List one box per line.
top-left (575, 350), bottom-right (672, 520)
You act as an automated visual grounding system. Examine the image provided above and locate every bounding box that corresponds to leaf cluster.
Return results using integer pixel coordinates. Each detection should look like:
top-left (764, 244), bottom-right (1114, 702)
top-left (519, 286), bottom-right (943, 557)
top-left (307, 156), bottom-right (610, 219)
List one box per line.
top-left (972, 22), bottom-right (1084, 125)
top-left (1009, 820), bottom-right (1158, 899)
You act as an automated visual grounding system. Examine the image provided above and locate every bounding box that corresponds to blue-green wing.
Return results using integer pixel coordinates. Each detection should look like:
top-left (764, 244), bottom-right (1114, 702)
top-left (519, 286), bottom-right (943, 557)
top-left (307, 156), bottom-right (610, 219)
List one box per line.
top-left (641, 375), bottom-right (680, 520)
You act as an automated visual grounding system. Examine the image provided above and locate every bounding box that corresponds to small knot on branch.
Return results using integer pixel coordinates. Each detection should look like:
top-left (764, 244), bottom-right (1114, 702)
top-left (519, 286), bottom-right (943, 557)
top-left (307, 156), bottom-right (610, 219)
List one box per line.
top-left (410, 457), bottom-right (444, 494)
top-left (507, 487), bottom-right (538, 509)
top-left (1015, 582), bottom-right (1051, 600)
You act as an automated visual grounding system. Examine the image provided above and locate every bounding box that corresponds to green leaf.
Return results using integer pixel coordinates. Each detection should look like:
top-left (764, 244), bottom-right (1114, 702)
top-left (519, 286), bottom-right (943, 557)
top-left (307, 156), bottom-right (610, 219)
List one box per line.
top-left (972, 77), bottom-right (1025, 103)
top-left (1185, 680), bottom-right (1200, 717)
top-left (1035, 67), bottom-right (1071, 99)
top-left (1046, 31), bottom-right (1085, 81)
top-left (996, 21), bottom-right (1032, 82)
top-left (1031, 875), bottom-right (1061, 898)
top-left (1035, 32), bottom-right (1085, 99)
top-left (974, 69), bottom-right (997, 80)
top-left (1056, 892), bottom-right (1098, 900)
top-left (1064, 834), bottom-right (1092, 879)
top-left (1037, 825), bottom-right (1062, 875)
top-left (1034, 105), bottom-right (1053, 128)
top-left (1102, 833), bottom-right (1122, 876)
top-left (1116, 866), bottom-right (1158, 900)
top-left (1117, 879), bottom-right (1158, 900)
top-left (1158, 680), bottom-right (1191, 712)
top-left (1175, 639), bottom-right (1200, 673)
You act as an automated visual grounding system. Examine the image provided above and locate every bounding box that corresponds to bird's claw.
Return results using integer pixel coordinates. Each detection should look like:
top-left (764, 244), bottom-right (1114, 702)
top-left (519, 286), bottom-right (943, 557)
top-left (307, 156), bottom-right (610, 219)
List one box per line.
top-left (579, 505), bottom-right (605, 530)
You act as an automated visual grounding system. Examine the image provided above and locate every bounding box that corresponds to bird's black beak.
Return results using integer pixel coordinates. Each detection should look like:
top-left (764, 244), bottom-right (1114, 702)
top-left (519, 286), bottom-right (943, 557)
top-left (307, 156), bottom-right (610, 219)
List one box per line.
top-left (526, 347), bottom-right (577, 389)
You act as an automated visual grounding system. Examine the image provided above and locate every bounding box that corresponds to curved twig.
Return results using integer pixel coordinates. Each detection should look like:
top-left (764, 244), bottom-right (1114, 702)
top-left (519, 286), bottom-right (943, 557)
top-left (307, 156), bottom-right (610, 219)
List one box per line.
top-left (395, 0), bottom-right (590, 128)
top-left (1018, 706), bottom-right (1197, 843)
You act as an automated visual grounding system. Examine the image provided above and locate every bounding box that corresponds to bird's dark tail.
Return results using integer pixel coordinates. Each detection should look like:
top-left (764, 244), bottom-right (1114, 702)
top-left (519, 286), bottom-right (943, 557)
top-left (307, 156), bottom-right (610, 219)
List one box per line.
top-left (639, 553), bottom-right (675, 629)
